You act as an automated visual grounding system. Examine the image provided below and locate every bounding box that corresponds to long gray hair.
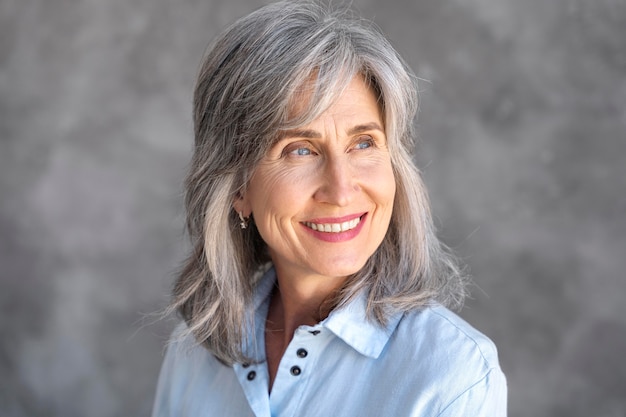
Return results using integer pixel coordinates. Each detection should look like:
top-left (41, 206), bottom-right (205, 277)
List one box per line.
top-left (170, 0), bottom-right (468, 365)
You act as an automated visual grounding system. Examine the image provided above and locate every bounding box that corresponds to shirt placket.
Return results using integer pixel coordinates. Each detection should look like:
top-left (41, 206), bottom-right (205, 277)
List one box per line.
top-left (234, 359), bottom-right (271, 417)
top-left (269, 325), bottom-right (333, 417)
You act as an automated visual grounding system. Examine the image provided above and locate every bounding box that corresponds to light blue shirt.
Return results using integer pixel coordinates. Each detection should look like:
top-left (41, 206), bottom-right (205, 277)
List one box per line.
top-left (152, 267), bottom-right (507, 416)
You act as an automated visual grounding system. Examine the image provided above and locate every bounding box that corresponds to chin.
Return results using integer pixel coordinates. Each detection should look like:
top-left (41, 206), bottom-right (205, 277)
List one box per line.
top-left (315, 258), bottom-right (369, 279)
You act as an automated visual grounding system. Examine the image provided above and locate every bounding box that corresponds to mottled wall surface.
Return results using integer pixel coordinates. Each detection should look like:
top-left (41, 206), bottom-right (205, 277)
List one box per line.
top-left (1, 0), bottom-right (625, 416)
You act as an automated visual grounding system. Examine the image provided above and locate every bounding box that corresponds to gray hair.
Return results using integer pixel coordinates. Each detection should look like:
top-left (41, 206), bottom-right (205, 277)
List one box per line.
top-left (170, 0), bottom-right (468, 365)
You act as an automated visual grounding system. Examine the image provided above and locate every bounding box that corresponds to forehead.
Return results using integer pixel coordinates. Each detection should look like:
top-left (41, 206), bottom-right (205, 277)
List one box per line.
top-left (282, 72), bottom-right (384, 133)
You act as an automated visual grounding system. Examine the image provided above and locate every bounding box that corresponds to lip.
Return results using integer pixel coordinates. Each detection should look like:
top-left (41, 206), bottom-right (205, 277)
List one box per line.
top-left (304, 212), bottom-right (366, 224)
top-left (300, 212), bottom-right (367, 243)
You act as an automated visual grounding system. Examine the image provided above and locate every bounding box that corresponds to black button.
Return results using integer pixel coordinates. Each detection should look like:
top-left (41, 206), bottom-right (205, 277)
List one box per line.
top-left (290, 366), bottom-right (301, 376)
top-left (296, 348), bottom-right (308, 358)
top-left (309, 330), bottom-right (320, 335)
top-left (247, 371), bottom-right (256, 381)
top-left (242, 363), bottom-right (250, 368)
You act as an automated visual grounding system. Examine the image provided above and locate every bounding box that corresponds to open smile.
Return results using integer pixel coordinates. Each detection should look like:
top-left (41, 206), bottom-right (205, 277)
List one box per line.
top-left (300, 213), bottom-right (367, 242)
top-left (303, 216), bottom-right (362, 233)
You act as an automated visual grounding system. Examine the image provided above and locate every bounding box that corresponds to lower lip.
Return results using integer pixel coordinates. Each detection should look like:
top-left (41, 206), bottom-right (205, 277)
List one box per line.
top-left (300, 214), bottom-right (367, 243)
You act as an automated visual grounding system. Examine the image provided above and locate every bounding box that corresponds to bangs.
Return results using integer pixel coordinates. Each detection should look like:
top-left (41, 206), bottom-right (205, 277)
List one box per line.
top-left (276, 38), bottom-right (363, 135)
top-left (271, 62), bottom-right (389, 151)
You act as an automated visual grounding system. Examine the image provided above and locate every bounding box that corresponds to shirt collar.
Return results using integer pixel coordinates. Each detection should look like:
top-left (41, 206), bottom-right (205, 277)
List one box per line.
top-left (252, 265), bottom-right (403, 360)
top-left (322, 290), bottom-right (403, 359)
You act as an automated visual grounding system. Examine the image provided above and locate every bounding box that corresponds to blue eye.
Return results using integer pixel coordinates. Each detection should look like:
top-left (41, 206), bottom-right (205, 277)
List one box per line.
top-left (291, 147), bottom-right (312, 156)
top-left (281, 141), bottom-right (316, 158)
top-left (355, 138), bottom-right (373, 149)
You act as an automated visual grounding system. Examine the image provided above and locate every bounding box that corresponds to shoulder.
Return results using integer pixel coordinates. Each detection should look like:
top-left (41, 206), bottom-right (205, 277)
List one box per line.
top-left (384, 305), bottom-right (506, 410)
top-left (394, 304), bottom-right (500, 367)
top-left (152, 322), bottom-right (225, 412)
top-left (406, 305), bottom-right (499, 366)
top-left (161, 321), bottom-right (223, 375)
top-left (152, 322), bottom-right (255, 417)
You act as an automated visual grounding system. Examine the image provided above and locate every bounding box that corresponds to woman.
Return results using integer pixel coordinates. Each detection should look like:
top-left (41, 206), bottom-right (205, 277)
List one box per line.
top-left (152, 1), bottom-right (507, 416)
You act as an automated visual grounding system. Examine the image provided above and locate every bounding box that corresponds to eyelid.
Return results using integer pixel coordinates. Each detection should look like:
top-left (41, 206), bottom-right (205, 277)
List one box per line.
top-left (281, 140), bottom-right (316, 157)
top-left (353, 134), bottom-right (378, 148)
top-left (358, 134), bottom-right (375, 142)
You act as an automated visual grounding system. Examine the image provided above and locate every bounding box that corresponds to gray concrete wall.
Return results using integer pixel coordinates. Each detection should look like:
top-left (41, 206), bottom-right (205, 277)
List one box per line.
top-left (1, 0), bottom-right (625, 416)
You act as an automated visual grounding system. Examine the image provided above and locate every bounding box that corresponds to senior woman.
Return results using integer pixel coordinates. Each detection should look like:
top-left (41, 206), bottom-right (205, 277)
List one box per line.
top-left (152, 1), bottom-right (507, 416)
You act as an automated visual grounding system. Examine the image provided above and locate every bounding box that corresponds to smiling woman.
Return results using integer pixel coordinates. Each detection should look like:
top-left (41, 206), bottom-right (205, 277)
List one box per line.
top-left (238, 76), bottom-right (397, 388)
top-left (152, 1), bottom-right (507, 416)
top-left (237, 76), bottom-right (395, 286)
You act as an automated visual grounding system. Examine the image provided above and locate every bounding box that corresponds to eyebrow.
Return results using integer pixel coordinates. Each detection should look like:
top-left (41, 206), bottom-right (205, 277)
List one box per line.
top-left (278, 122), bottom-right (385, 140)
top-left (347, 122), bottom-right (385, 136)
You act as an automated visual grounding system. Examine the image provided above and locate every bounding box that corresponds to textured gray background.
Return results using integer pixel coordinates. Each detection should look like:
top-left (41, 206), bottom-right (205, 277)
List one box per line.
top-left (1, 0), bottom-right (625, 416)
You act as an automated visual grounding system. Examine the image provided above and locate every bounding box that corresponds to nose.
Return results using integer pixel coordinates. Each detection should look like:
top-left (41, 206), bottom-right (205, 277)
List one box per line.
top-left (313, 155), bottom-right (359, 206)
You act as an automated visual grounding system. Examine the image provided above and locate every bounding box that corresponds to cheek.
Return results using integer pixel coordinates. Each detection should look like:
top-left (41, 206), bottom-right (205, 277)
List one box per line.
top-left (376, 177), bottom-right (396, 225)
top-left (247, 168), bottom-right (310, 258)
top-left (358, 157), bottom-right (396, 205)
top-left (248, 165), bottom-right (313, 220)
top-left (369, 169), bottom-right (396, 243)
top-left (378, 163), bottom-right (396, 198)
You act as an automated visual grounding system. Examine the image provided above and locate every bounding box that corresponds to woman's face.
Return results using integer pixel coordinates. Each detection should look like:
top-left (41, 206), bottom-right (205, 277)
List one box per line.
top-left (235, 76), bottom-right (396, 282)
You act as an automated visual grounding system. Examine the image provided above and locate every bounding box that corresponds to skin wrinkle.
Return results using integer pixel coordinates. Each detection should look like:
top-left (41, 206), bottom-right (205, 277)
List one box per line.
top-left (235, 77), bottom-right (396, 372)
top-left (172, 1), bottom-right (468, 367)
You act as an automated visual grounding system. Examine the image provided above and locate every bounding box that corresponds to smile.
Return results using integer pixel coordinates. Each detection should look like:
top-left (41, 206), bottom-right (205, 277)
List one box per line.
top-left (303, 216), bottom-right (362, 233)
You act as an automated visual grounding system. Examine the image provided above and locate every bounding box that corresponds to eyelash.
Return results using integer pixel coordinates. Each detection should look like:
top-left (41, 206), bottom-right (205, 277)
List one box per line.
top-left (282, 136), bottom-right (376, 157)
top-left (355, 137), bottom-right (374, 150)
top-left (283, 143), bottom-right (316, 157)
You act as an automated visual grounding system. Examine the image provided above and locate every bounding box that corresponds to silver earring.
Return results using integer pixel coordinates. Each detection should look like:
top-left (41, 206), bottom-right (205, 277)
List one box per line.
top-left (238, 211), bottom-right (248, 229)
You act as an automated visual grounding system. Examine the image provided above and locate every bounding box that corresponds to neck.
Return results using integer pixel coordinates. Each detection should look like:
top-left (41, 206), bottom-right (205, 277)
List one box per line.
top-left (264, 266), bottom-right (348, 392)
top-left (267, 270), bottom-right (346, 343)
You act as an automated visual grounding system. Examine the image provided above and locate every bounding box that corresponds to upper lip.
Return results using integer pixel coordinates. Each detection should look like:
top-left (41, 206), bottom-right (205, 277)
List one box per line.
top-left (302, 212), bottom-right (366, 224)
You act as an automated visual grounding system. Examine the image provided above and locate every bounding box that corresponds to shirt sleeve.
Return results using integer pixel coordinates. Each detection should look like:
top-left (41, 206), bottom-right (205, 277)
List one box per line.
top-left (435, 367), bottom-right (508, 417)
top-left (151, 324), bottom-right (191, 417)
top-left (151, 340), bottom-right (177, 417)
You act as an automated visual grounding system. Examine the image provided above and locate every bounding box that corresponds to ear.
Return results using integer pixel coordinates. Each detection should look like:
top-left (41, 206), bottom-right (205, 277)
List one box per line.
top-left (232, 192), bottom-right (252, 217)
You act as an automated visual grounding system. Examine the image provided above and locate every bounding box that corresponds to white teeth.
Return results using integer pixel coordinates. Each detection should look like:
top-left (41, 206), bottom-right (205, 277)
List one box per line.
top-left (304, 217), bottom-right (361, 233)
